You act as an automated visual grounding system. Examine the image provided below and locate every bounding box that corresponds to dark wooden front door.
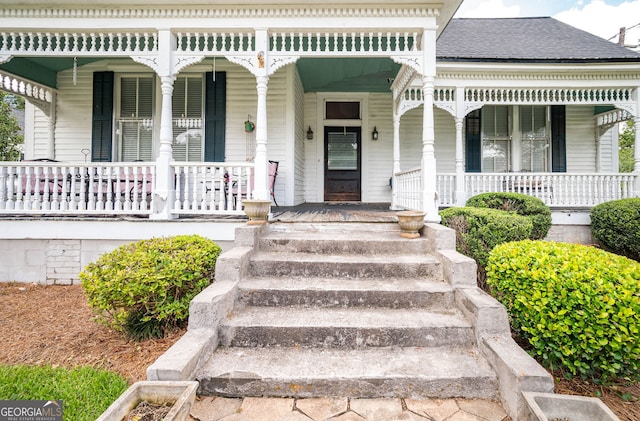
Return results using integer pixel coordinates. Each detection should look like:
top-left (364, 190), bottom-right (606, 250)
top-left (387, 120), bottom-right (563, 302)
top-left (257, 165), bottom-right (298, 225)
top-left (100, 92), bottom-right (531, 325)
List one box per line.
top-left (324, 126), bottom-right (361, 201)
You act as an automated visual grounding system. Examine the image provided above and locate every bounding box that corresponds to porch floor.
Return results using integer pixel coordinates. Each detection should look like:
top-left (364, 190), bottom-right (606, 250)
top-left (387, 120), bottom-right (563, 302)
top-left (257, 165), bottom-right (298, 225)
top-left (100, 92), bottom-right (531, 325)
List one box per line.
top-left (272, 202), bottom-right (397, 223)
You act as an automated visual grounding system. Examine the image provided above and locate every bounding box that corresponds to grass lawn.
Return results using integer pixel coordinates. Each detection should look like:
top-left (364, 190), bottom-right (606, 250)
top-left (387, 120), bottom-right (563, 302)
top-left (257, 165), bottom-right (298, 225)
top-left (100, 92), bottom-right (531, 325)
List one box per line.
top-left (0, 365), bottom-right (129, 421)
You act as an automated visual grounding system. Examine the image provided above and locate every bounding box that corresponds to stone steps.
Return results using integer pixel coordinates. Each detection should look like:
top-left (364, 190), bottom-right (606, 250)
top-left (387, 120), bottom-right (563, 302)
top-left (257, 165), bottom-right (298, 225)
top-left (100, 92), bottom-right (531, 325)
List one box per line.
top-left (219, 306), bottom-right (474, 348)
top-left (197, 346), bottom-right (499, 400)
top-left (248, 251), bottom-right (442, 279)
top-left (196, 222), bottom-right (499, 401)
top-left (238, 276), bottom-right (454, 309)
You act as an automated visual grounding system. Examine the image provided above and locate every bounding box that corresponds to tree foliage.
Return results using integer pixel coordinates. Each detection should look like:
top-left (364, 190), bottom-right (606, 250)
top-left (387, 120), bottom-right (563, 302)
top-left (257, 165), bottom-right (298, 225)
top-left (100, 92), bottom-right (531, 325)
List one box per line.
top-left (619, 119), bottom-right (635, 173)
top-left (0, 91), bottom-right (24, 161)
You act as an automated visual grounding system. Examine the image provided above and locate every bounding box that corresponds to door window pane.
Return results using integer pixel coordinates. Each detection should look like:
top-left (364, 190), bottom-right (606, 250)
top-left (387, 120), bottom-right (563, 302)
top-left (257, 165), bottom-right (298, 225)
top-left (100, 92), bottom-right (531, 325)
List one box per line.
top-left (326, 102), bottom-right (360, 120)
top-left (327, 131), bottom-right (358, 170)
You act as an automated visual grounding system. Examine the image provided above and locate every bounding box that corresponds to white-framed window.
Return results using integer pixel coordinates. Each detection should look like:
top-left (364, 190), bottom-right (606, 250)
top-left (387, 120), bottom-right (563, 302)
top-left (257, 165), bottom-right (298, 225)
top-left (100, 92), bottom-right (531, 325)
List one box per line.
top-left (520, 106), bottom-right (550, 172)
top-left (480, 105), bottom-right (550, 172)
top-left (482, 106), bottom-right (510, 172)
top-left (172, 75), bottom-right (204, 162)
top-left (115, 75), bottom-right (154, 162)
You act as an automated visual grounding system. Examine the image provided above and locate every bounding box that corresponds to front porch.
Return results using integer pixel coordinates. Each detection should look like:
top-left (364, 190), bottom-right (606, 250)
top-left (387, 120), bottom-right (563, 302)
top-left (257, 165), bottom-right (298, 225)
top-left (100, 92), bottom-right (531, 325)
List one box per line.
top-left (1, 160), bottom-right (638, 218)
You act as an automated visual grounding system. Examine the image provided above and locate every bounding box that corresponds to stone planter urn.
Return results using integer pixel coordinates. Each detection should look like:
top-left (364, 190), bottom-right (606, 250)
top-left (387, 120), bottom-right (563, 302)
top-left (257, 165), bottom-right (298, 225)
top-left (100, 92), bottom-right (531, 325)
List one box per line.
top-left (396, 210), bottom-right (426, 239)
top-left (96, 381), bottom-right (198, 421)
top-left (522, 392), bottom-right (620, 421)
top-left (243, 199), bottom-right (272, 225)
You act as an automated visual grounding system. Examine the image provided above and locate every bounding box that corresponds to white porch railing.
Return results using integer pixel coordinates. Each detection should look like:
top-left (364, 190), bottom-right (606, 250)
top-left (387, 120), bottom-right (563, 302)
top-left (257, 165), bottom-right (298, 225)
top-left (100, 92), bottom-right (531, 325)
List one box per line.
top-left (0, 161), bottom-right (256, 216)
top-left (395, 167), bottom-right (422, 211)
top-left (0, 162), bottom-right (156, 214)
top-left (434, 172), bottom-right (638, 208)
top-left (171, 162), bottom-right (254, 215)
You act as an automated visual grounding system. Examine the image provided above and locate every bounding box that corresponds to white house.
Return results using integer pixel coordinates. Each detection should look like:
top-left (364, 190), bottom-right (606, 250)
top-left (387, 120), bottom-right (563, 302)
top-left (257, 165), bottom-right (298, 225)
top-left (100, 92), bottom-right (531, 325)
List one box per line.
top-left (1, 0), bottom-right (640, 282)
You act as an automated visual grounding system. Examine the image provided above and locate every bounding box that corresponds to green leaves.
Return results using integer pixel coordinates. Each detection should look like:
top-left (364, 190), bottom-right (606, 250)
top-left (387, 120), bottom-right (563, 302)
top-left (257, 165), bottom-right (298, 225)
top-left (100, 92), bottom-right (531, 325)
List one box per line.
top-left (591, 198), bottom-right (640, 262)
top-left (487, 240), bottom-right (640, 383)
top-left (80, 235), bottom-right (222, 340)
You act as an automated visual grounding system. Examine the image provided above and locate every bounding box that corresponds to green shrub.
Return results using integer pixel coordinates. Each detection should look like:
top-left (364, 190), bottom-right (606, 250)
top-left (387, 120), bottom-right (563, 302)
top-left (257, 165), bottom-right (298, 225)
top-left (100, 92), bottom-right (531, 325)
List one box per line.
top-left (81, 235), bottom-right (221, 340)
top-left (591, 198), bottom-right (640, 261)
top-left (440, 207), bottom-right (533, 269)
top-left (487, 240), bottom-right (640, 382)
top-left (466, 192), bottom-right (552, 240)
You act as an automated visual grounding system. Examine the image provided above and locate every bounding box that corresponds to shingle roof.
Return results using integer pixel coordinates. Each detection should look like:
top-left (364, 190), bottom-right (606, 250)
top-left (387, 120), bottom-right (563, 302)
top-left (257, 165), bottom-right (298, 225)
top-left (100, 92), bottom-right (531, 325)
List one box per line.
top-left (437, 17), bottom-right (640, 62)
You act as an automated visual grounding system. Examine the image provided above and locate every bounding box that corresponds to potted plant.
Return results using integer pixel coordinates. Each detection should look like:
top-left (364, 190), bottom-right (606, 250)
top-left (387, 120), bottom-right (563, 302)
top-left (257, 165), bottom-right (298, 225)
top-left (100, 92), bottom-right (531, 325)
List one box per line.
top-left (96, 381), bottom-right (198, 421)
top-left (396, 210), bottom-right (425, 238)
top-left (522, 391), bottom-right (620, 421)
top-left (243, 199), bottom-right (272, 225)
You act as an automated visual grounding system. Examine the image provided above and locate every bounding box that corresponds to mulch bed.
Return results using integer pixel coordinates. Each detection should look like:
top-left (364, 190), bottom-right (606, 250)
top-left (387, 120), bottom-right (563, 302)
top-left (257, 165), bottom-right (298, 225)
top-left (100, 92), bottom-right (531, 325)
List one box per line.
top-left (0, 283), bottom-right (637, 420)
top-left (0, 283), bottom-right (184, 384)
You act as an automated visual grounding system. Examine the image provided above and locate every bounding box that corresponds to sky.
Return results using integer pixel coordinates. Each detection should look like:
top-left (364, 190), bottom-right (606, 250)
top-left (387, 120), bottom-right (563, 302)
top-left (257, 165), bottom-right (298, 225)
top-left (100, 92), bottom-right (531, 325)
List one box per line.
top-left (454, 0), bottom-right (640, 44)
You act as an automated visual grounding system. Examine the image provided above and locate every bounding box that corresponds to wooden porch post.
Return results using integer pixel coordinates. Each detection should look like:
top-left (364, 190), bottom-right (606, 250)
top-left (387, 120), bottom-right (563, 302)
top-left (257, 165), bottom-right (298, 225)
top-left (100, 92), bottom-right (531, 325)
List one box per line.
top-left (421, 29), bottom-right (440, 223)
top-left (391, 111), bottom-right (402, 210)
top-left (634, 118), bottom-right (640, 196)
top-left (252, 30), bottom-right (270, 201)
top-left (150, 30), bottom-right (177, 220)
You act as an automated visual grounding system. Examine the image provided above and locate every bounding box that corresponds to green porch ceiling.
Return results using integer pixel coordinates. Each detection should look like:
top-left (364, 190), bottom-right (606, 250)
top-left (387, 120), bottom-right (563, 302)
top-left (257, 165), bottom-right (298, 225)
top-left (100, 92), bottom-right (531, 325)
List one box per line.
top-left (0, 57), bottom-right (100, 88)
top-left (296, 58), bottom-right (401, 93)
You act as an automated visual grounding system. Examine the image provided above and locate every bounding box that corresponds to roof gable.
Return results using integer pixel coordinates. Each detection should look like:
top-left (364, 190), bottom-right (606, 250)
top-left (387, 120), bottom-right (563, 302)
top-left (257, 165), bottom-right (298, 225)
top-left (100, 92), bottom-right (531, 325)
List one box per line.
top-left (437, 17), bottom-right (640, 63)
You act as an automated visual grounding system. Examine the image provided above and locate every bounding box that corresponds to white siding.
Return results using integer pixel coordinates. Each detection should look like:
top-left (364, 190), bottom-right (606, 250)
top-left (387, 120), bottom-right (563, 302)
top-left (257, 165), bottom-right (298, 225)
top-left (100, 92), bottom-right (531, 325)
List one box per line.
top-left (598, 126), bottom-right (618, 172)
top-left (366, 93), bottom-right (394, 202)
top-left (566, 105), bottom-right (597, 173)
top-left (303, 92), bottom-right (319, 202)
top-left (53, 64), bottom-right (97, 161)
top-left (292, 67), bottom-right (306, 205)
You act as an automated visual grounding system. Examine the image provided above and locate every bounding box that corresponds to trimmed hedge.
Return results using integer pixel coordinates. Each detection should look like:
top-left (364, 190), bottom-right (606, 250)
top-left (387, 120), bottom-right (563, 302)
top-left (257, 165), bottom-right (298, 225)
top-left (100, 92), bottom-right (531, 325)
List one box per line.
top-left (487, 240), bottom-right (640, 382)
top-left (591, 198), bottom-right (640, 261)
top-left (440, 206), bottom-right (533, 269)
top-left (466, 192), bottom-right (552, 240)
top-left (81, 235), bottom-right (221, 340)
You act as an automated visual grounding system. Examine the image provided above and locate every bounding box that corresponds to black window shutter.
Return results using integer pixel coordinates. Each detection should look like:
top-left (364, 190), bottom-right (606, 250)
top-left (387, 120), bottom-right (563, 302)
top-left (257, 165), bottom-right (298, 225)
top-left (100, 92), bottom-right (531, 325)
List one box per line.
top-left (551, 105), bottom-right (566, 172)
top-left (91, 71), bottom-right (114, 162)
top-left (204, 72), bottom-right (227, 162)
top-left (465, 109), bottom-right (482, 172)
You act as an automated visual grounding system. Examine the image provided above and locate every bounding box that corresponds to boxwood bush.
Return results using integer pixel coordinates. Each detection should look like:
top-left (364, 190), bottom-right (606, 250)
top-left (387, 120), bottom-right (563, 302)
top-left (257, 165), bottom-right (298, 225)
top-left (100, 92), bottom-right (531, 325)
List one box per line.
top-left (466, 192), bottom-right (552, 240)
top-left (591, 198), bottom-right (640, 261)
top-left (487, 240), bottom-right (640, 382)
top-left (81, 235), bottom-right (222, 340)
top-left (440, 206), bottom-right (533, 270)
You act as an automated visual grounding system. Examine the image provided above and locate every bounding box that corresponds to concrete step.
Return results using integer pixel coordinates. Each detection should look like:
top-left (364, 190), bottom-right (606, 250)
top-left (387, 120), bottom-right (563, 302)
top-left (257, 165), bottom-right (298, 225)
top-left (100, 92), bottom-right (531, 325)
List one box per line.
top-left (248, 251), bottom-right (442, 279)
top-left (258, 229), bottom-right (431, 255)
top-left (197, 346), bottom-right (499, 400)
top-left (238, 277), bottom-right (455, 309)
top-left (219, 306), bottom-right (474, 348)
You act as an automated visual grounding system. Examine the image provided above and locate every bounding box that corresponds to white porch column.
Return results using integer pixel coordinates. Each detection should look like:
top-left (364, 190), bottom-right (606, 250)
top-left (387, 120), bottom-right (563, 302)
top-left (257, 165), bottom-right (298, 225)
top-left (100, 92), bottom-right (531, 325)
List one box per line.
top-left (634, 118), bottom-right (640, 196)
top-left (46, 93), bottom-right (56, 160)
top-left (150, 29), bottom-right (177, 220)
top-left (151, 75), bottom-right (177, 219)
top-left (253, 74), bottom-right (269, 200)
top-left (454, 116), bottom-right (466, 206)
top-left (421, 29), bottom-right (440, 222)
top-left (252, 29), bottom-right (270, 201)
top-left (391, 111), bottom-right (402, 210)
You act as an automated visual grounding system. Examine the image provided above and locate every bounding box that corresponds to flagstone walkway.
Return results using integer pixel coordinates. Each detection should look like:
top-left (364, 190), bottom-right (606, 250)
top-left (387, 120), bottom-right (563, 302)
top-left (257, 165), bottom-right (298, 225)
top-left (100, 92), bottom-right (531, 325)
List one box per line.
top-left (188, 396), bottom-right (509, 421)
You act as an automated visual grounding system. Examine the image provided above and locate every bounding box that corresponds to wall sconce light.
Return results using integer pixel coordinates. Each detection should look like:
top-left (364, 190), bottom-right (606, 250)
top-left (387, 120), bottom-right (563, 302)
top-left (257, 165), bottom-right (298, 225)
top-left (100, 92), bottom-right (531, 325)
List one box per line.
top-left (306, 126), bottom-right (314, 140)
top-left (372, 126), bottom-right (379, 141)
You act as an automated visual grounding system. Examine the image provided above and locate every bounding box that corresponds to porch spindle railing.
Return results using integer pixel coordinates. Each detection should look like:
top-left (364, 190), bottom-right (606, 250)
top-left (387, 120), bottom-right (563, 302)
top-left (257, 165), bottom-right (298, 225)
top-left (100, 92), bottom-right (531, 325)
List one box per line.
top-left (451, 172), bottom-right (637, 207)
top-left (0, 162), bottom-right (155, 214)
top-left (171, 162), bottom-right (254, 215)
top-left (395, 167), bottom-right (422, 211)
